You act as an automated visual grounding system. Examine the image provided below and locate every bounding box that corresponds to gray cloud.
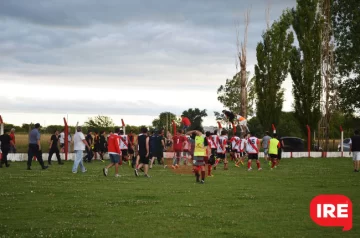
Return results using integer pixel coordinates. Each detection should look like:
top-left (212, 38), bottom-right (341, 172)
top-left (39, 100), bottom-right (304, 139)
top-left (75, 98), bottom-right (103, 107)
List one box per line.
top-left (0, 0), bottom-right (297, 117)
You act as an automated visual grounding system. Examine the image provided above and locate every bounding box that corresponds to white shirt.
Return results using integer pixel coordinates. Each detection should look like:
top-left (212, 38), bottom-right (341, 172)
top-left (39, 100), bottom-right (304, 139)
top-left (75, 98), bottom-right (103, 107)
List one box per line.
top-left (231, 136), bottom-right (240, 151)
top-left (240, 138), bottom-right (247, 152)
top-left (119, 135), bottom-right (128, 150)
top-left (217, 136), bottom-right (227, 153)
top-left (59, 132), bottom-right (65, 144)
top-left (74, 132), bottom-right (86, 151)
top-left (246, 136), bottom-right (259, 154)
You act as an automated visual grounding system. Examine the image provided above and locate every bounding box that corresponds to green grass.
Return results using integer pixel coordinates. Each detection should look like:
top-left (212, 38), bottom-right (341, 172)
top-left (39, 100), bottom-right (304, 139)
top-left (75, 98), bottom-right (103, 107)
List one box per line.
top-left (0, 158), bottom-right (359, 238)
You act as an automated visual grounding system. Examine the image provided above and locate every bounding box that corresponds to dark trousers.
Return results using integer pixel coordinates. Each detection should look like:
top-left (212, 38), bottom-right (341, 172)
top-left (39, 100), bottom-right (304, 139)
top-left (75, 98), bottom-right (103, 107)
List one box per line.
top-left (84, 147), bottom-right (93, 162)
top-left (28, 144), bottom-right (45, 168)
top-left (48, 148), bottom-right (61, 164)
top-left (1, 148), bottom-right (9, 166)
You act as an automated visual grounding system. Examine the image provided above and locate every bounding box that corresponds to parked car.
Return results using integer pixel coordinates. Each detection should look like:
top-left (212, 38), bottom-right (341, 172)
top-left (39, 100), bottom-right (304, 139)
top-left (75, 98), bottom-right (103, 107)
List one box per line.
top-left (338, 138), bottom-right (351, 151)
top-left (280, 137), bottom-right (306, 152)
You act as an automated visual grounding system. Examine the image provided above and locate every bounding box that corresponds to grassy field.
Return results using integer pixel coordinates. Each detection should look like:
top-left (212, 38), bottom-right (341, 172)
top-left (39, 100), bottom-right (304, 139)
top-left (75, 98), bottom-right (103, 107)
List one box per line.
top-left (0, 158), bottom-right (359, 238)
top-left (14, 133), bottom-right (73, 153)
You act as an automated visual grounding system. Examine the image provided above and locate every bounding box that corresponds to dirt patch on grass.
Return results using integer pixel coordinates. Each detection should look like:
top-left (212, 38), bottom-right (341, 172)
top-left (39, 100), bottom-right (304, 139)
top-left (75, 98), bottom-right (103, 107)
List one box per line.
top-left (165, 159), bottom-right (194, 175)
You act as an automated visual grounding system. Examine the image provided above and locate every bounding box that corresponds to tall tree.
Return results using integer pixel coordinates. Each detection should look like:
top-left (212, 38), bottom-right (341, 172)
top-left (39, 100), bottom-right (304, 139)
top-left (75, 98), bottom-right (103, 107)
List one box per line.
top-left (236, 9), bottom-right (251, 118)
top-left (254, 10), bottom-right (294, 131)
top-left (289, 0), bottom-right (322, 139)
top-left (332, 0), bottom-right (360, 114)
top-left (181, 108), bottom-right (208, 132)
top-left (152, 112), bottom-right (178, 131)
top-left (216, 72), bottom-right (255, 117)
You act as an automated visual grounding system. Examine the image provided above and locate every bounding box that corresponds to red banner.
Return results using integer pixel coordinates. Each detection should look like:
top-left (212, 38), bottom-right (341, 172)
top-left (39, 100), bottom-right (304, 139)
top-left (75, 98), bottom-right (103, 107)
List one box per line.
top-left (63, 117), bottom-right (68, 161)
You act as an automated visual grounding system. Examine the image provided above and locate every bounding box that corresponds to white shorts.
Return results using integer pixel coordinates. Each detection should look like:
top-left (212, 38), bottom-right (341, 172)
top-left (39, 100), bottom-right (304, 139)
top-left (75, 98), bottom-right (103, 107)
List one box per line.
top-left (353, 152), bottom-right (360, 161)
top-left (238, 120), bottom-right (247, 126)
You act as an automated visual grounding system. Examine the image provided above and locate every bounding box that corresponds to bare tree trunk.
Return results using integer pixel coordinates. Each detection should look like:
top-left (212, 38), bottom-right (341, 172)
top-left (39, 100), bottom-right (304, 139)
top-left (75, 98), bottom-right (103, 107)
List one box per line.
top-left (236, 9), bottom-right (250, 119)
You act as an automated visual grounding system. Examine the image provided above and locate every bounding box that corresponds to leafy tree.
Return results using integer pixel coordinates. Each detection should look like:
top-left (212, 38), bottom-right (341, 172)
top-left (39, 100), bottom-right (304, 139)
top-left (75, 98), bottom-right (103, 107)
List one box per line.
top-left (152, 112), bottom-right (178, 132)
top-left (181, 108), bottom-right (208, 132)
top-left (289, 0), bottom-right (322, 139)
top-left (254, 10), bottom-right (294, 132)
top-left (84, 115), bottom-right (115, 132)
top-left (84, 115), bottom-right (114, 128)
top-left (276, 112), bottom-right (303, 138)
top-left (216, 72), bottom-right (256, 118)
top-left (332, 0), bottom-right (360, 77)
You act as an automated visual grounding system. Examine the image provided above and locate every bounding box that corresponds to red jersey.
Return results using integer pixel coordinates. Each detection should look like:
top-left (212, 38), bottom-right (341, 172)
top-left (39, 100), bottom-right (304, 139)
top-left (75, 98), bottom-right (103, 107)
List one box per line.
top-left (107, 134), bottom-right (121, 155)
top-left (10, 133), bottom-right (15, 144)
top-left (181, 117), bottom-right (191, 126)
top-left (173, 135), bottom-right (185, 151)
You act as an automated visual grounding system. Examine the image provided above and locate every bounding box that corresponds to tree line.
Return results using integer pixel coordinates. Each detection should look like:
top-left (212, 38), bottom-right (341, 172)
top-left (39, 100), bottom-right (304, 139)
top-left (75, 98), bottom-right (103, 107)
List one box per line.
top-left (216, 0), bottom-right (360, 141)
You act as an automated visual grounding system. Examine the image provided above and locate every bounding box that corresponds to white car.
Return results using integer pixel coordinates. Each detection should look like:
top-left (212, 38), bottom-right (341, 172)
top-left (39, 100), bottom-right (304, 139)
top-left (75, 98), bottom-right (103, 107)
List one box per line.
top-left (338, 138), bottom-right (351, 151)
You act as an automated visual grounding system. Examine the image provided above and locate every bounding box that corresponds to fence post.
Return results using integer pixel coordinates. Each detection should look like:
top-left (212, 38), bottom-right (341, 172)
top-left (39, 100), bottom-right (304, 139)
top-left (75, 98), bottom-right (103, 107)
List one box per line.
top-left (121, 119), bottom-right (126, 134)
top-left (272, 124), bottom-right (276, 134)
top-left (63, 117), bottom-right (68, 161)
top-left (172, 120), bottom-right (176, 134)
top-left (306, 125), bottom-right (311, 158)
top-left (217, 121), bottom-right (222, 135)
top-left (340, 126), bottom-right (343, 157)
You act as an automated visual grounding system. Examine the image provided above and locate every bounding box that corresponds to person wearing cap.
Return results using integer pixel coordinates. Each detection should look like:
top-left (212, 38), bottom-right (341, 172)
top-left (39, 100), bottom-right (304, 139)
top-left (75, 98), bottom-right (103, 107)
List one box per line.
top-left (9, 128), bottom-right (16, 153)
top-left (27, 123), bottom-right (48, 170)
top-left (0, 129), bottom-right (11, 168)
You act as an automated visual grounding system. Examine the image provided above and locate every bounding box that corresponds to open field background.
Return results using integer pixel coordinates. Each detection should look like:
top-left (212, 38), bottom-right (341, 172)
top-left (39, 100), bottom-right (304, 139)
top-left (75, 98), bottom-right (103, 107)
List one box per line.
top-left (12, 133), bottom-right (343, 153)
top-left (0, 158), bottom-right (359, 238)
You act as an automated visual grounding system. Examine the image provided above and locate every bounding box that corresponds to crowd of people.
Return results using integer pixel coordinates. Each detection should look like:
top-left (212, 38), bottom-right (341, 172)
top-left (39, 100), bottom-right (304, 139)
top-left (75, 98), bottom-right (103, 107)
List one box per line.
top-left (1, 114), bottom-right (360, 177)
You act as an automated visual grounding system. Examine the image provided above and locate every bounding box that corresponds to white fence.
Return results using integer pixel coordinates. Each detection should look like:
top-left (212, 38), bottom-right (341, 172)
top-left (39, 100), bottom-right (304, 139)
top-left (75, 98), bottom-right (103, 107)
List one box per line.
top-left (1, 151), bottom-right (352, 162)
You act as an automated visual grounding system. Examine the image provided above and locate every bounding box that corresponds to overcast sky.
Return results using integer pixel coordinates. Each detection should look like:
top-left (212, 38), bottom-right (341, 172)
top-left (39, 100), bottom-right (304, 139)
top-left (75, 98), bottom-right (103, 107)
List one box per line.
top-left (0, 0), bottom-right (296, 127)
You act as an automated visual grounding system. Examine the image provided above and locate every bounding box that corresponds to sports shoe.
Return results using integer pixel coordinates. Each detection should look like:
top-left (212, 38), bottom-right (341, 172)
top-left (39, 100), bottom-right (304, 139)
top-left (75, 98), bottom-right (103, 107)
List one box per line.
top-left (258, 168), bottom-right (262, 171)
top-left (213, 166), bottom-right (217, 170)
top-left (240, 161), bottom-right (244, 165)
top-left (175, 164), bottom-right (179, 169)
top-left (82, 169), bottom-right (87, 173)
top-left (115, 174), bottom-right (121, 178)
top-left (208, 174), bottom-right (214, 177)
top-left (248, 167), bottom-right (252, 171)
top-left (42, 166), bottom-right (49, 170)
top-left (144, 174), bottom-right (151, 178)
top-left (103, 168), bottom-right (108, 177)
top-left (6, 164), bottom-right (10, 168)
top-left (163, 165), bottom-right (167, 169)
top-left (235, 164), bottom-right (240, 168)
top-left (134, 169), bottom-right (139, 177)
top-left (101, 160), bottom-right (105, 163)
top-left (200, 180), bottom-right (205, 184)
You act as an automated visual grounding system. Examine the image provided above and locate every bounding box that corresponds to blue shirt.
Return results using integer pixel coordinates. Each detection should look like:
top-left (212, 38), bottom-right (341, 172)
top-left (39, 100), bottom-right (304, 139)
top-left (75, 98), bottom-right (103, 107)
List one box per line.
top-left (29, 128), bottom-right (40, 144)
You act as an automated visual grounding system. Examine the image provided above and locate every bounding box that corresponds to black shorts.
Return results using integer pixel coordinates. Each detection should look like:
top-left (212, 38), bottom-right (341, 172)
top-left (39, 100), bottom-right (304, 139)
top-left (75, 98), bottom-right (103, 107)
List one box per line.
top-left (152, 151), bottom-right (163, 159)
top-left (269, 154), bottom-right (278, 159)
top-left (211, 148), bottom-right (217, 156)
top-left (128, 147), bottom-right (134, 154)
top-left (239, 151), bottom-right (246, 157)
top-left (139, 155), bottom-right (149, 164)
top-left (217, 153), bottom-right (226, 159)
top-left (231, 149), bottom-right (238, 153)
top-left (121, 149), bottom-right (128, 156)
top-left (60, 143), bottom-right (64, 148)
top-left (248, 153), bottom-right (259, 160)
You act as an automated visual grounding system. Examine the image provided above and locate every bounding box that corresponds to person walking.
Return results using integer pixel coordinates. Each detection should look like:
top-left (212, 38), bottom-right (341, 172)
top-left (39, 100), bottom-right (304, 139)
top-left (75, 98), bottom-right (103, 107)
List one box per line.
top-left (0, 129), bottom-right (11, 168)
top-left (262, 131), bottom-right (272, 165)
top-left (349, 129), bottom-right (360, 172)
top-left (84, 130), bottom-right (93, 162)
top-left (27, 123), bottom-right (48, 170)
top-left (72, 126), bottom-right (90, 173)
top-left (103, 128), bottom-right (121, 177)
top-left (48, 129), bottom-right (64, 165)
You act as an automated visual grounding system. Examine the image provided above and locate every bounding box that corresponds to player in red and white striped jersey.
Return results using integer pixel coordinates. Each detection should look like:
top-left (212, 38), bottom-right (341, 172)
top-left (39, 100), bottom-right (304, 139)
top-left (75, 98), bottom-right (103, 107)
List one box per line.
top-left (229, 134), bottom-right (241, 162)
top-left (246, 133), bottom-right (262, 171)
top-left (235, 134), bottom-right (248, 167)
top-left (214, 130), bottom-right (229, 170)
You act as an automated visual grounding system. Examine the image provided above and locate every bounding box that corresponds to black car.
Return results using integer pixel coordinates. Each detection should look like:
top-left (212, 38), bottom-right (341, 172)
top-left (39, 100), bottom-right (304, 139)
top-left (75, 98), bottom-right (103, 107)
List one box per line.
top-left (280, 137), bottom-right (306, 152)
